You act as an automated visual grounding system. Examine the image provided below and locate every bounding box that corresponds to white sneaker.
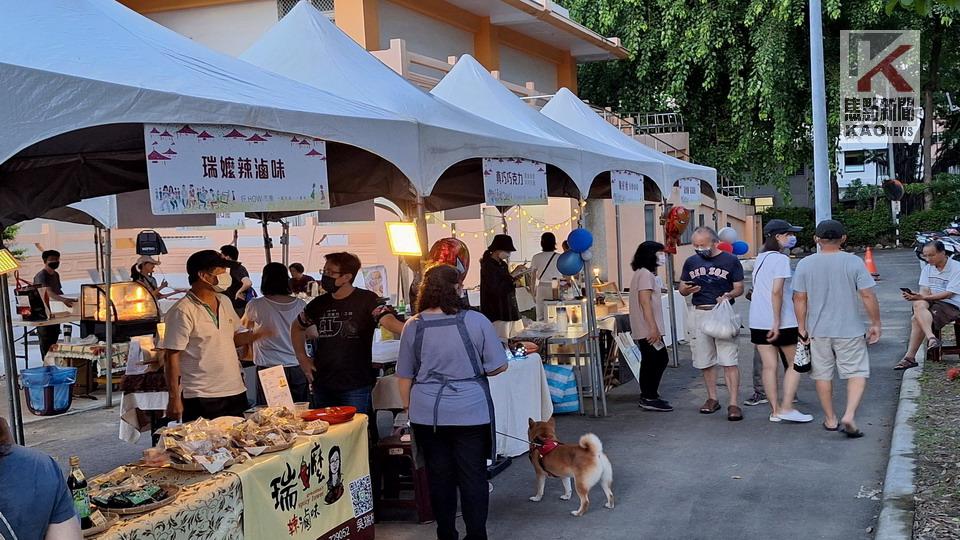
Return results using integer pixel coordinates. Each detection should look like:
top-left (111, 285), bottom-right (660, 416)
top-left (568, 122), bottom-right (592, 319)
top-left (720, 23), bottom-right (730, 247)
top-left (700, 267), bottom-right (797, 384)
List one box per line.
top-left (777, 409), bottom-right (814, 423)
top-left (768, 414), bottom-right (782, 423)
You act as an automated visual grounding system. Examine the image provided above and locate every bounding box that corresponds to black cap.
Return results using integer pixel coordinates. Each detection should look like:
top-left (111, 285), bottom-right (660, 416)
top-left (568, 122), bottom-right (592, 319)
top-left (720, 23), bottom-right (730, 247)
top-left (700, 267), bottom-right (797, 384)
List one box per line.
top-left (186, 249), bottom-right (238, 279)
top-left (487, 234), bottom-right (517, 252)
top-left (763, 219), bottom-right (802, 236)
top-left (815, 219), bottom-right (846, 240)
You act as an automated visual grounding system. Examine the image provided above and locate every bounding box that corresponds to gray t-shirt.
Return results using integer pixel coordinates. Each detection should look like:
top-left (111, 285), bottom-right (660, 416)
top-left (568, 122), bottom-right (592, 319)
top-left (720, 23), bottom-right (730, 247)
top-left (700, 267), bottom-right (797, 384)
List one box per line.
top-left (396, 310), bottom-right (507, 426)
top-left (33, 269), bottom-right (63, 295)
top-left (792, 251), bottom-right (876, 338)
top-left (0, 446), bottom-right (77, 540)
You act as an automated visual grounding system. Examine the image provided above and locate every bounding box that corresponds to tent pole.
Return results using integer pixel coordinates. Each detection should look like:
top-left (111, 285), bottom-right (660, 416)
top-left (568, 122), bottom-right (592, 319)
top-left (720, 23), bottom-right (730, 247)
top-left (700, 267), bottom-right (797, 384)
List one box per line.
top-left (1, 273), bottom-right (25, 444)
top-left (415, 196), bottom-right (428, 255)
top-left (583, 269), bottom-right (606, 416)
top-left (614, 204), bottom-right (623, 287)
top-left (261, 217), bottom-right (272, 264)
top-left (104, 228), bottom-right (113, 408)
top-left (281, 221), bottom-right (290, 267)
top-left (663, 201), bottom-right (681, 368)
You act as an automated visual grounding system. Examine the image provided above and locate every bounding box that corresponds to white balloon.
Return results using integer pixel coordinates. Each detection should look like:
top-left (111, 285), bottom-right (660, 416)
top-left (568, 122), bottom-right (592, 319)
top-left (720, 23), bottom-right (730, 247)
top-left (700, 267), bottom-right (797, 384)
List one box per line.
top-left (718, 226), bottom-right (738, 243)
top-left (580, 249), bottom-right (593, 262)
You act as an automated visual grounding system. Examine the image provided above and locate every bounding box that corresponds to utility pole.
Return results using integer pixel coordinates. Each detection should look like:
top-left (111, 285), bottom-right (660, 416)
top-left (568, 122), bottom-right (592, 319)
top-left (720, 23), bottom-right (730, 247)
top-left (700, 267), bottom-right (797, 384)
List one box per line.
top-left (809, 0), bottom-right (831, 224)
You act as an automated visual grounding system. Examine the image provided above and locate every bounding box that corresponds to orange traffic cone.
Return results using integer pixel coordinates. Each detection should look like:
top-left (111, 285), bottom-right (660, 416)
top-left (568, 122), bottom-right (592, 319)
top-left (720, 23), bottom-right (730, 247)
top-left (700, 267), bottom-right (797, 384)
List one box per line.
top-left (864, 247), bottom-right (880, 279)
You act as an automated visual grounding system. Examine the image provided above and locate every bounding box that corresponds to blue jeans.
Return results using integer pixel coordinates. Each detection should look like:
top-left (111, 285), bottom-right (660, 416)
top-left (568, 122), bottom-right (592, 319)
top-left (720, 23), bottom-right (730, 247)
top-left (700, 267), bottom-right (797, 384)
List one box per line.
top-left (311, 384), bottom-right (373, 416)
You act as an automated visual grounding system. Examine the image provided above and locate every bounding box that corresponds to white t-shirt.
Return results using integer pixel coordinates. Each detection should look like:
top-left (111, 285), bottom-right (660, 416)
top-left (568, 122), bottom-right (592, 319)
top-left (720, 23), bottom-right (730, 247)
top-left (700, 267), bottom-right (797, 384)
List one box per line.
top-left (530, 251), bottom-right (562, 285)
top-left (161, 292), bottom-right (247, 399)
top-left (242, 296), bottom-right (307, 368)
top-left (748, 251), bottom-right (798, 330)
top-left (919, 258), bottom-right (960, 309)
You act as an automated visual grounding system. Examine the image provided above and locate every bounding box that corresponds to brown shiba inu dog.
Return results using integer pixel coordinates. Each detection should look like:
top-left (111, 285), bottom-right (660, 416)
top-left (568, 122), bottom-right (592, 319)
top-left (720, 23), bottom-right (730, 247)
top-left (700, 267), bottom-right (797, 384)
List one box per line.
top-left (527, 417), bottom-right (614, 516)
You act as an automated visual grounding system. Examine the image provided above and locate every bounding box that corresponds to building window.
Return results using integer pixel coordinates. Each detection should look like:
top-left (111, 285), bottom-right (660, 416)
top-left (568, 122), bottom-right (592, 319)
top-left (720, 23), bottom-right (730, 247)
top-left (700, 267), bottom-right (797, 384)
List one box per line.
top-left (844, 151), bottom-right (866, 173)
top-left (753, 196), bottom-right (774, 213)
top-left (644, 206), bottom-right (656, 241)
top-left (278, 0), bottom-right (334, 19)
top-left (680, 210), bottom-right (696, 245)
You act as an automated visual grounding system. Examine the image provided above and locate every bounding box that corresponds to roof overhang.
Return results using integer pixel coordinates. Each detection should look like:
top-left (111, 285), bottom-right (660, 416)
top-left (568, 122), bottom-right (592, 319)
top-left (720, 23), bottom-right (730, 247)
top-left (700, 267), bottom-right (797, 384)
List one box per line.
top-left (444, 0), bottom-right (627, 61)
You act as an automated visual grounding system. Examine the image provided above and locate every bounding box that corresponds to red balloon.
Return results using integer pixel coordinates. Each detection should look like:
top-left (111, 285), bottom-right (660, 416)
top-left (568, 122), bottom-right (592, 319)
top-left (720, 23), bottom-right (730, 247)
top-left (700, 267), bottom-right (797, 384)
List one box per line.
top-left (717, 242), bottom-right (734, 254)
top-left (427, 237), bottom-right (470, 283)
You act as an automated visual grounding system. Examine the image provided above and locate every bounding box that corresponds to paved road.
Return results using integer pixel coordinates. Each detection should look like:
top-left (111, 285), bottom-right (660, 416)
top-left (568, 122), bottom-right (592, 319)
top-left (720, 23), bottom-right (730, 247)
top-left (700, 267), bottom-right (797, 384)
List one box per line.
top-left (2, 249), bottom-right (919, 539)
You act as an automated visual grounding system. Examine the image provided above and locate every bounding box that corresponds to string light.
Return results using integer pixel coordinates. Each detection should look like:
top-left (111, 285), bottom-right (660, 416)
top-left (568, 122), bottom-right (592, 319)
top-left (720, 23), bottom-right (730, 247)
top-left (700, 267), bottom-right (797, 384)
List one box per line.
top-left (425, 205), bottom-right (576, 237)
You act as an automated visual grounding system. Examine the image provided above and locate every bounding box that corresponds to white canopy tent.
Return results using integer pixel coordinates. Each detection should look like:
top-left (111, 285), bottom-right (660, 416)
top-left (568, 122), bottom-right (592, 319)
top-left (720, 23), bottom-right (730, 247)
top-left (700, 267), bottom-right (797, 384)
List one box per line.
top-left (0, 0), bottom-right (427, 228)
top-left (239, 2), bottom-right (586, 210)
top-left (431, 55), bottom-right (664, 201)
top-left (541, 88), bottom-right (718, 197)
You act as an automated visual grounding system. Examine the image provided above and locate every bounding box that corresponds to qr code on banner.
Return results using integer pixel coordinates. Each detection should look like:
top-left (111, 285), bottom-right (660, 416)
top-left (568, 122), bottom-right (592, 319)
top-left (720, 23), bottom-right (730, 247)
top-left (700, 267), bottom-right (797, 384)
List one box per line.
top-left (349, 475), bottom-right (373, 516)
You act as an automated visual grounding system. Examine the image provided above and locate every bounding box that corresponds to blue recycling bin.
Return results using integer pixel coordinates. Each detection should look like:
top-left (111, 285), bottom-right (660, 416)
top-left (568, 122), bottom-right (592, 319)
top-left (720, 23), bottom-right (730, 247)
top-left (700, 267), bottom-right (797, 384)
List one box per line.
top-left (19, 366), bottom-right (77, 416)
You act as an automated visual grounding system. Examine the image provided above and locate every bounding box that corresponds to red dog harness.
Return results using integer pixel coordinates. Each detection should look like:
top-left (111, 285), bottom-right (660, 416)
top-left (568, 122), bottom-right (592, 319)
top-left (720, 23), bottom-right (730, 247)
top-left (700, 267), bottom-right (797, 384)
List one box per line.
top-left (530, 437), bottom-right (562, 478)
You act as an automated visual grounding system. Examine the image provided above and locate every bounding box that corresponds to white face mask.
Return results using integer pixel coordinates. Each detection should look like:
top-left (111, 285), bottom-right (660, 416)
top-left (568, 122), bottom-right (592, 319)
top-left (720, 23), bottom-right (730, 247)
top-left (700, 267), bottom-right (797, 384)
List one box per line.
top-left (209, 272), bottom-right (232, 293)
top-left (657, 253), bottom-right (667, 267)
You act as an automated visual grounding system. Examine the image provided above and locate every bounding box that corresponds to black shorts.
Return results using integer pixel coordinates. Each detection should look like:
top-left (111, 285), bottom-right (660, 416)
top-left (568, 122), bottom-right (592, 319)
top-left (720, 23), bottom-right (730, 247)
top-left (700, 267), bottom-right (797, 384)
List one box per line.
top-left (750, 327), bottom-right (799, 347)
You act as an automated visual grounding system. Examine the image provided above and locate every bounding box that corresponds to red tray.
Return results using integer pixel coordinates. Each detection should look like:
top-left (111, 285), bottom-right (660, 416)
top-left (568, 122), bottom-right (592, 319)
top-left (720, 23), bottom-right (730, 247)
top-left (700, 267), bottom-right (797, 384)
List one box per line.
top-left (301, 406), bottom-right (357, 424)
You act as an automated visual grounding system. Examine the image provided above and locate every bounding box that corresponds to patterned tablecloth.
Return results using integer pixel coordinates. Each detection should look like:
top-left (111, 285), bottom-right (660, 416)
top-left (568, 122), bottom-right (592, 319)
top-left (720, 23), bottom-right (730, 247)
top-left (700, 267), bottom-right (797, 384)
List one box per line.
top-left (96, 466), bottom-right (242, 540)
top-left (94, 417), bottom-right (373, 540)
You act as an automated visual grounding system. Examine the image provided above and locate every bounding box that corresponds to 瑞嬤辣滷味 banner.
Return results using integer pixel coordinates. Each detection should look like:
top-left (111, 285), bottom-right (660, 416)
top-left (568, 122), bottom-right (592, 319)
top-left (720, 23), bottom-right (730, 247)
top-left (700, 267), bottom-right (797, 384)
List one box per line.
top-left (482, 157), bottom-right (548, 207)
top-left (144, 124), bottom-right (330, 215)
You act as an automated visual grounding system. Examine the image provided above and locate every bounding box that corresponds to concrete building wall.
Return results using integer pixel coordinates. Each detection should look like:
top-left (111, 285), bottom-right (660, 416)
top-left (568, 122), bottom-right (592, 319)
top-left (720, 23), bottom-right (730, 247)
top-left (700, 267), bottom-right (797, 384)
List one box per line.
top-left (497, 44), bottom-right (557, 93)
top-left (145, 0), bottom-right (277, 56)
top-left (378, 0), bottom-right (474, 80)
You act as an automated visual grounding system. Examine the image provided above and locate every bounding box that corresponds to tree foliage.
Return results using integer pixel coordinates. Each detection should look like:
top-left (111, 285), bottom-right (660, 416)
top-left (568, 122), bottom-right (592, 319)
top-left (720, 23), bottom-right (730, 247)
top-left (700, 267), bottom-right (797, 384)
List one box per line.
top-left (559, 0), bottom-right (958, 190)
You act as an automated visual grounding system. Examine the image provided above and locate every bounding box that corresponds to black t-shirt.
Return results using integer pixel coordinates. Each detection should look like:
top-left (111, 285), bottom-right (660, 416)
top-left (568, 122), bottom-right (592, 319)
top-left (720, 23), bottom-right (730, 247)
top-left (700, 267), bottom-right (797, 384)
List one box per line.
top-left (680, 251), bottom-right (744, 306)
top-left (297, 288), bottom-right (379, 391)
top-left (226, 263), bottom-right (250, 311)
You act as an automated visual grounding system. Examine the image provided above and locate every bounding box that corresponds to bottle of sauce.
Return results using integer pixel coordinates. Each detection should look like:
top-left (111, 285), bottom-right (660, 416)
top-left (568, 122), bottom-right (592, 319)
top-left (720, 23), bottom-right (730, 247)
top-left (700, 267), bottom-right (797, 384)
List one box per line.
top-left (67, 456), bottom-right (93, 529)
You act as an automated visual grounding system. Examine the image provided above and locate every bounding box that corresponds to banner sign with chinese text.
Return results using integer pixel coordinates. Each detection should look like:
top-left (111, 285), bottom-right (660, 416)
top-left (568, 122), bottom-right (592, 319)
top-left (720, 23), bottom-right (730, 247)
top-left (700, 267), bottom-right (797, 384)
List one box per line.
top-left (678, 178), bottom-right (702, 209)
top-left (482, 157), bottom-right (548, 206)
top-left (144, 124), bottom-right (330, 215)
top-left (610, 170), bottom-right (644, 205)
top-left (233, 416), bottom-right (374, 540)
top-left (840, 30), bottom-right (920, 144)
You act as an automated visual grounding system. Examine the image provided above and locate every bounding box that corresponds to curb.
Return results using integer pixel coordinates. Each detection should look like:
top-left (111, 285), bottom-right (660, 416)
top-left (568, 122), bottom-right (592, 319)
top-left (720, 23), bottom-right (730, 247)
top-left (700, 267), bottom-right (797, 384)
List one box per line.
top-left (875, 352), bottom-right (923, 540)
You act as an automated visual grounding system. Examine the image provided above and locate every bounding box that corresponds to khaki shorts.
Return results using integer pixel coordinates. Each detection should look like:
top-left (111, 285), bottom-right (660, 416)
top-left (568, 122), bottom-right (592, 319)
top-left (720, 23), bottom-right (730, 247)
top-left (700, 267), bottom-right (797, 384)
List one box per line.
top-left (809, 336), bottom-right (870, 380)
top-left (688, 307), bottom-right (740, 369)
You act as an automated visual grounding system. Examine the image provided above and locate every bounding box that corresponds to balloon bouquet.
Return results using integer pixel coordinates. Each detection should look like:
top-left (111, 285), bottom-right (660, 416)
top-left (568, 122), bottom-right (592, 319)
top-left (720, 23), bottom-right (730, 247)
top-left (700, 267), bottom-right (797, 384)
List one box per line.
top-left (717, 226), bottom-right (749, 256)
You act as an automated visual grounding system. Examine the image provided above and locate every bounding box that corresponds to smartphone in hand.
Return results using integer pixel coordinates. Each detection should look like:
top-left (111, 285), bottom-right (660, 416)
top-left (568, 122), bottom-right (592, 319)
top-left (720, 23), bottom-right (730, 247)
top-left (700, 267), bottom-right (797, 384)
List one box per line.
top-left (900, 288), bottom-right (914, 294)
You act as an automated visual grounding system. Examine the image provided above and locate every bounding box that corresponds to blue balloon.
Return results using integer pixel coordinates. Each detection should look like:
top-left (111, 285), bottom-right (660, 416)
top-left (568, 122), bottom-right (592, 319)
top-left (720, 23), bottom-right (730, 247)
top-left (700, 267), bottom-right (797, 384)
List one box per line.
top-left (732, 241), bottom-right (749, 256)
top-left (567, 228), bottom-right (593, 253)
top-left (557, 251), bottom-right (584, 276)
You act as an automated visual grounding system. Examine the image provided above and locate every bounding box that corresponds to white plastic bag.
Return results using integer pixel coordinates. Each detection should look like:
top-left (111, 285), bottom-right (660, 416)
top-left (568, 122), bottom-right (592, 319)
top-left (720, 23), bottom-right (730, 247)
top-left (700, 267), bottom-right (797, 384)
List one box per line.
top-left (701, 300), bottom-right (741, 339)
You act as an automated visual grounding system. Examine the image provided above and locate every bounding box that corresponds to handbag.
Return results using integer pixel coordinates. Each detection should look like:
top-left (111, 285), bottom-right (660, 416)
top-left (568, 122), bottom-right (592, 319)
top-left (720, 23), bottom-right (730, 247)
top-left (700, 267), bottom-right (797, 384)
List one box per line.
top-left (793, 337), bottom-right (812, 373)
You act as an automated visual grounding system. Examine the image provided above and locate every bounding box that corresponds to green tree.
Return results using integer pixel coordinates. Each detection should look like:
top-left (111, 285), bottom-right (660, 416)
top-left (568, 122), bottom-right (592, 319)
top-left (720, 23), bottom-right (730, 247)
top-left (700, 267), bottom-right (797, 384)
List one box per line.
top-left (1, 225), bottom-right (26, 259)
top-left (559, 0), bottom-right (957, 197)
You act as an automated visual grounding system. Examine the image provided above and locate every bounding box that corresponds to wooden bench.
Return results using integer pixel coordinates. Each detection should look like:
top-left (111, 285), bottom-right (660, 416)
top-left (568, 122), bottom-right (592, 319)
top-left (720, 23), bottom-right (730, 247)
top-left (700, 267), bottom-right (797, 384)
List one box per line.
top-left (930, 321), bottom-right (960, 362)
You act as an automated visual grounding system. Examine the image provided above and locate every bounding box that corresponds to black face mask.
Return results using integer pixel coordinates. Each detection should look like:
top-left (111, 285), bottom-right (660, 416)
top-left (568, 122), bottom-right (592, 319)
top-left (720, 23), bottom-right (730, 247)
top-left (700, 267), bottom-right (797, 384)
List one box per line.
top-left (47, 261), bottom-right (60, 270)
top-left (320, 274), bottom-right (340, 294)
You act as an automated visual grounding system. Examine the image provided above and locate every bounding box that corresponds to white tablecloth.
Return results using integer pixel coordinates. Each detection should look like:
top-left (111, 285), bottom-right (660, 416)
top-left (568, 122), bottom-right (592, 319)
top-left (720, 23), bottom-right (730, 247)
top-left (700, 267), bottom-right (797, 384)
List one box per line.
top-left (372, 353), bottom-right (552, 457)
top-left (598, 292), bottom-right (686, 345)
top-left (119, 391), bottom-right (168, 443)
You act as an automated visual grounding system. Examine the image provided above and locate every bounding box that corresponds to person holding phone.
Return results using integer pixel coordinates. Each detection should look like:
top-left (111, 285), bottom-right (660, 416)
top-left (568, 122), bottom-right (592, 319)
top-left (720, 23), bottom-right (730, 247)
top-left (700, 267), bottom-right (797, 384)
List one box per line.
top-left (894, 240), bottom-right (960, 370)
top-left (679, 227), bottom-right (745, 421)
top-left (629, 241), bottom-right (672, 412)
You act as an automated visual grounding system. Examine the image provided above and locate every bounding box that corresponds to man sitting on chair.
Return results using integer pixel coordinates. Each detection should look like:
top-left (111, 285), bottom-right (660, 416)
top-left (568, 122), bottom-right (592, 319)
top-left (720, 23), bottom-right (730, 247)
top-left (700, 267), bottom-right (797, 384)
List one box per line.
top-left (896, 240), bottom-right (960, 370)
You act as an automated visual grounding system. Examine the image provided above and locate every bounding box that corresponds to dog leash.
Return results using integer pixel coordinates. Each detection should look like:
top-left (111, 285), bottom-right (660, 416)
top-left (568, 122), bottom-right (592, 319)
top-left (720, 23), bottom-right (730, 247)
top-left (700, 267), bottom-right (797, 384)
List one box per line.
top-left (496, 430), bottom-right (542, 447)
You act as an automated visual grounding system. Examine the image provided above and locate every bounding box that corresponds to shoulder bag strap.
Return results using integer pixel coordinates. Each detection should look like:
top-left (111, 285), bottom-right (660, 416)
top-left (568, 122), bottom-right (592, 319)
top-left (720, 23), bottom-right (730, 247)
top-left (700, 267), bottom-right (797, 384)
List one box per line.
top-left (538, 252), bottom-right (558, 282)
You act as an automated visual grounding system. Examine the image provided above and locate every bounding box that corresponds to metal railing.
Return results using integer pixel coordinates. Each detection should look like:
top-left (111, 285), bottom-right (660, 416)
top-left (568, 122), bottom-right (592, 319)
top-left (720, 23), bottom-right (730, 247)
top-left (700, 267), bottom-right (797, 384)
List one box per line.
top-left (278, 0), bottom-right (334, 19)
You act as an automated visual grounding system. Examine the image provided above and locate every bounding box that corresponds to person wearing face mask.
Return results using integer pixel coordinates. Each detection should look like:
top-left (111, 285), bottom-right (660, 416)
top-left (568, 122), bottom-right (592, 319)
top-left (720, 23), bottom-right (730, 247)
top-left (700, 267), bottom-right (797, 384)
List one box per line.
top-left (291, 252), bottom-right (405, 414)
top-left (479, 234), bottom-right (525, 339)
top-left (33, 250), bottom-right (77, 359)
top-left (629, 241), bottom-right (672, 412)
top-left (748, 220), bottom-right (813, 423)
top-left (679, 227), bottom-right (745, 421)
top-left (160, 250), bottom-right (270, 422)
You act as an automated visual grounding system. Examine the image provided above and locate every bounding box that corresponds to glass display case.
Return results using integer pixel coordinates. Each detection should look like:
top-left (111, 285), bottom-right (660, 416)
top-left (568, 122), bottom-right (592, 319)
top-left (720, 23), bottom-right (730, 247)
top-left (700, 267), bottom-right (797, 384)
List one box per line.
top-left (80, 282), bottom-right (160, 342)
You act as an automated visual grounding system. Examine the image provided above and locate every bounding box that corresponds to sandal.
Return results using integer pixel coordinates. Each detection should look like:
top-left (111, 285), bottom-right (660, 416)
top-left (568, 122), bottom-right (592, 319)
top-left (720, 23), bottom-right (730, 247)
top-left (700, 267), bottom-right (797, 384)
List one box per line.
top-left (927, 337), bottom-right (942, 352)
top-left (893, 357), bottom-right (918, 370)
top-left (822, 421), bottom-right (839, 431)
top-left (727, 405), bottom-right (743, 422)
top-left (699, 399), bottom-right (720, 414)
top-left (840, 423), bottom-right (864, 438)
